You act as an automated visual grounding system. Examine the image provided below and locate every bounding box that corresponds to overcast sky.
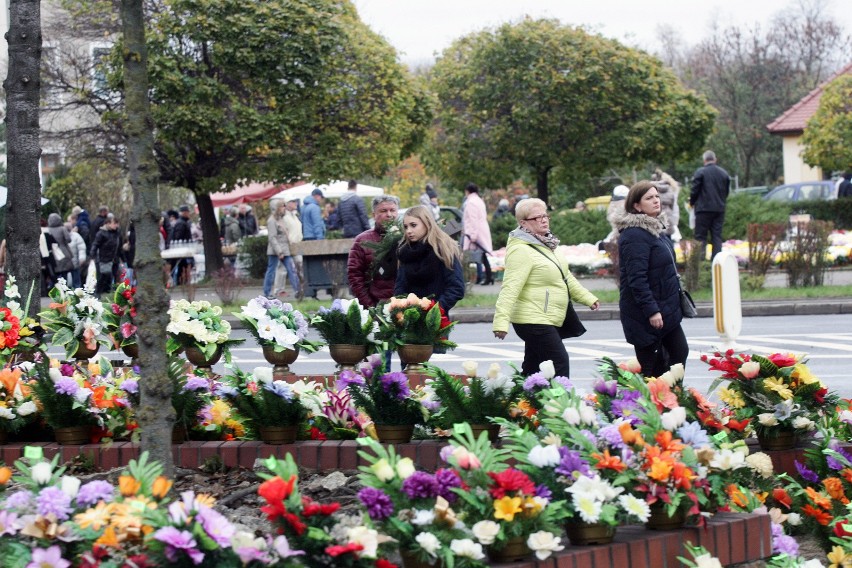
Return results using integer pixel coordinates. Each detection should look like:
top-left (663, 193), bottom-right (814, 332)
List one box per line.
top-left (351, 0), bottom-right (852, 66)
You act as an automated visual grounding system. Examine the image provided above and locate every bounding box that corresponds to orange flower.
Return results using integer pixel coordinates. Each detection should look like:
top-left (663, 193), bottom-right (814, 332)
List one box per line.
top-left (647, 379), bottom-right (679, 410)
top-left (727, 484), bottom-right (749, 508)
top-left (773, 487), bottom-right (792, 509)
top-left (618, 422), bottom-right (644, 447)
top-left (90, 385), bottom-right (115, 409)
top-left (118, 475), bottom-right (141, 497)
top-left (841, 469), bottom-right (852, 485)
top-left (151, 476), bottom-right (173, 500)
top-left (671, 462), bottom-right (694, 490)
top-left (648, 457), bottom-right (673, 482)
top-left (49, 302), bottom-right (67, 315)
top-left (0, 367), bottom-right (22, 395)
top-left (0, 466), bottom-right (11, 485)
top-left (592, 449), bottom-right (627, 473)
top-left (654, 430), bottom-right (684, 453)
top-left (805, 487), bottom-right (832, 510)
top-left (95, 525), bottom-right (120, 548)
top-left (823, 478), bottom-right (850, 505)
top-left (801, 504), bottom-right (833, 526)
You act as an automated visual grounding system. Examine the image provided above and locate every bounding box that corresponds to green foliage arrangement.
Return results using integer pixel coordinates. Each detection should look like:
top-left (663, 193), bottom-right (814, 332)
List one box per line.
top-left (425, 363), bottom-right (524, 428)
top-left (311, 298), bottom-right (377, 347)
top-left (343, 362), bottom-right (425, 426)
top-left (39, 281), bottom-right (112, 360)
top-left (29, 359), bottom-right (101, 429)
top-left (221, 365), bottom-right (307, 430)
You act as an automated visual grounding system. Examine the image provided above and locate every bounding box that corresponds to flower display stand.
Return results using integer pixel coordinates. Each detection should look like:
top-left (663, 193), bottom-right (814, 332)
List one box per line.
top-left (184, 345), bottom-right (222, 373)
top-left (488, 536), bottom-right (531, 563)
top-left (645, 502), bottom-right (687, 531)
top-left (469, 423), bottom-right (500, 444)
top-left (399, 344), bottom-right (433, 376)
top-left (565, 520), bottom-right (616, 545)
top-left (262, 346), bottom-right (299, 381)
top-left (329, 344), bottom-right (367, 373)
top-left (121, 343), bottom-right (139, 366)
top-left (258, 426), bottom-right (298, 445)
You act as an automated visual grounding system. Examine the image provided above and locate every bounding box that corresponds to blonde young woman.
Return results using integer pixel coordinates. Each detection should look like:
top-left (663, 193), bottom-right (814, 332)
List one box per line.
top-left (394, 205), bottom-right (465, 317)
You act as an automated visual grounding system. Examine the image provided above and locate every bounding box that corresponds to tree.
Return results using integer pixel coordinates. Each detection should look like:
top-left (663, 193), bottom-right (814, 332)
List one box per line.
top-left (425, 19), bottom-right (715, 204)
top-left (801, 74), bottom-right (852, 173)
top-left (119, 0), bottom-right (174, 474)
top-left (4, 0), bottom-right (43, 313)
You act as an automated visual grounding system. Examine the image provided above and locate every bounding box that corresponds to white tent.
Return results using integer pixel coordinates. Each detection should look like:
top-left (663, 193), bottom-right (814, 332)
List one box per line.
top-left (269, 180), bottom-right (384, 203)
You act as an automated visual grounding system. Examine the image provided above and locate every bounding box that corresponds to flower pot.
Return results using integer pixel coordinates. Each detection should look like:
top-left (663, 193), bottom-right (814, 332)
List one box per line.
top-left (0, 430), bottom-right (8, 445)
top-left (329, 344), bottom-right (367, 372)
top-left (565, 520), bottom-right (616, 545)
top-left (73, 343), bottom-right (99, 362)
top-left (757, 429), bottom-right (797, 451)
top-left (470, 423), bottom-right (501, 444)
top-left (185, 345), bottom-right (223, 372)
top-left (121, 343), bottom-right (139, 366)
top-left (399, 344), bottom-right (433, 374)
top-left (374, 424), bottom-right (414, 444)
top-left (258, 425), bottom-right (298, 445)
top-left (262, 345), bottom-right (299, 381)
top-left (54, 426), bottom-right (91, 445)
top-left (645, 502), bottom-right (687, 531)
top-left (172, 425), bottom-right (188, 444)
top-left (400, 550), bottom-right (438, 568)
top-left (488, 536), bottom-right (531, 563)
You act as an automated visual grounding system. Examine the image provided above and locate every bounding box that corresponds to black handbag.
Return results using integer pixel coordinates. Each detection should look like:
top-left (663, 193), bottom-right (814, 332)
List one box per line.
top-left (679, 287), bottom-right (697, 318)
top-left (529, 246), bottom-right (587, 338)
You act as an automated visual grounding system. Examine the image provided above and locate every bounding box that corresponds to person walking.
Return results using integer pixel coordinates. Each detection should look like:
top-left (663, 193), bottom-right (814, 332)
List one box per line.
top-left (492, 198), bottom-right (599, 378)
top-left (338, 179), bottom-right (370, 238)
top-left (274, 198), bottom-right (304, 298)
top-left (613, 181), bottom-right (688, 377)
top-left (264, 200), bottom-right (300, 299)
top-left (348, 195), bottom-right (401, 307)
top-left (690, 150), bottom-right (730, 260)
top-left (89, 215), bottom-right (123, 295)
top-left (462, 182), bottom-right (494, 285)
top-left (419, 183), bottom-right (441, 221)
top-left (65, 219), bottom-right (87, 289)
top-left (170, 205), bottom-right (195, 284)
top-left (46, 213), bottom-right (76, 285)
top-left (302, 189), bottom-right (326, 241)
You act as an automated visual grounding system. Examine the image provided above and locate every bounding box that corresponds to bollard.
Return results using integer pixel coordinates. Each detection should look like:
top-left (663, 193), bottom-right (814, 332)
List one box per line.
top-left (711, 251), bottom-right (742, 350)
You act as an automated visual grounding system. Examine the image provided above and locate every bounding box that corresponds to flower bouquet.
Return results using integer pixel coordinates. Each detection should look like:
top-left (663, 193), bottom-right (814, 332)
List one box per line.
top-left (0, 366), bottom-right (37, 436)
top-left (167, 299), bottom-right (243, 364)
top-left (702, 350), bottom-right (836, 446)
top-left (377, 293), bottom-right (456, 350)
top-left (166, 356), bottom-right (215, 439)
top-left (103, 278), bottom-right (138, 354)
top-left (311, 298), bottom-right (379, 369)
top-left (309, 382), bottom-right (371, 440)
top-left (234, 296), bottom-right (320, 354)
top-left (355, 436), bottom-right (481, 567)
top-left (38, 279), bottom-right (111, 360)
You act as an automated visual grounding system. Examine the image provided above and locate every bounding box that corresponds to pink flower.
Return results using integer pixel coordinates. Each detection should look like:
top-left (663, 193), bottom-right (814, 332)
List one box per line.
top-left (27, 546), bottom-right (70, 568)
top-left (121, 322), bottom-right (137, 339)
top-left (82, 327), bottom-right (97, 350)
top-left (739, 361), bottom-right (761, 379)
top-left (451, 446), bottom-right (481, 470)
top-left (405, 293), bottom-right (420, 306)
top-left (618, 358), bottom-right (642, 373)
top-left (419, 297), bottom-right (432, 311)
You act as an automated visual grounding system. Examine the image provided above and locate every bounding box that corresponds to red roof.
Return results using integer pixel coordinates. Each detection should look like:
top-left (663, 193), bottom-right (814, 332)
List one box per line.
top-left (767, 61), bottom-right (852, 135)
top-left (210, 181), bottom-right (307, 207)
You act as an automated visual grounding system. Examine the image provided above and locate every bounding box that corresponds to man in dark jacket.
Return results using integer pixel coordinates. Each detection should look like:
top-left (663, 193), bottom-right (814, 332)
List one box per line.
top-left (347, 195), bottom-right (400, 307)
top-left (838, 172), bottom-right (852, 199)
top-left (238, 204), bottom-right (259, 237)
top-left (690, 150), bottom-right (730, 260)
top-left (170, 205), bottom-right (195, 284)
top-left (90, 205), bottom-right (110, 238)
top-left (338, 179), bottom-right (370, 238)
top-left (89, 215), bottom-right (123, 295)
top-left (73, 205), bottom-right (92, 247)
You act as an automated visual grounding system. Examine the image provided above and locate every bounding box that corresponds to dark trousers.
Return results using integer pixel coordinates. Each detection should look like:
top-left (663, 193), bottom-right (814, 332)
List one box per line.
top-left (633, 324), bottom-right (689, 378)
top-left (693, 211), bottom-right (725, 260)
top-left (512, 323), bottom-right (570, 378)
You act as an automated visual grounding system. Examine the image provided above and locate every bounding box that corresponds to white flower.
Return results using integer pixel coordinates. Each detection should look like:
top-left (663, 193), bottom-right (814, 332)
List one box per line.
top-left (4, 284), bottom-right (19, 299)
top-left (411, 509), bottom-right (435, 526)
top-left (539, 360), bottom-right (555, 379)
top-left (578, 404), bottom-right (597, 425)
top-left (415, 532), bottom-right (441, 557)
top-left (618, 494), bottom-right (651, 522)
top-left (786, 512), bottom-right (802, 526)
top-left (757, 413), bottom-right (778, 426)
top-left (658, 371), bottom-right (676, 388)
top-left (566, 474), bottom-right (622, 501)
top-left (709, 449), bottom-right (746, 471)
top-left (253, 367), bottom-right (274, 385)
top-left (487, 363), bottom-right (500, 379)
top-left (6, 301), bottom-right (20, 313)
top-left (799, 560), bottom-right (824, 568)
top-left (669, 363), bottom-right (685, 382)
top-left (482, 374), bottom-right (513, 396)
top-left (49, 368), bottom-right (63, 383)
top-left (838, 410), bottom-right (852, 424)
top-left (31, 461), bottom-right (53, 485)
top-left (471, 520), bottom-right (500, 545)
top-left (527, 444), bottom-right (561, 468)
top-left (61, 475), bottom-right (81, 498)
top-left (461, 361), bottom-right (478, 377)
top-left (396, 458), bottom-right (415, 479)
top-left (745, 452), bottom-right (774, 478)
top-left (346, 526), bottom-right (378, 558)
top-left (573, 494), bottom-right (603, 523)
top-left (272, 327), bottom-right (300, 350)
top-left (16, 401), bottom-right (36, 416)
top-left (693, 553), bottom-right (723, 568)
top-left (562, 406), bottom-right (580, 425)
top-left (74, 387), bottom-right (93, 404)
top-left (449, 539), bottom-right (485, 560)
top-left (792, 416), bottom-right (815, 430)
top-left (370, 459), bottom-right (395, 482)
top-left (0, 407), bottom-right (15, 420)
top-left (661, 406), bottom-right (687, 430)
top-left (526, 531), bottom-right (564, 561)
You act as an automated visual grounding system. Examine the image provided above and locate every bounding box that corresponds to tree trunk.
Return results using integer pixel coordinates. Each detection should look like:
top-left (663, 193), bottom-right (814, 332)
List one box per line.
top-left (120, 0), bottom-right (174, 476)
top-left (4, 0), bottom-right (43, 315)
top-left (535, 167), bottom-right (552, 206)
top-left (195, 192), bottom-right (223, 277)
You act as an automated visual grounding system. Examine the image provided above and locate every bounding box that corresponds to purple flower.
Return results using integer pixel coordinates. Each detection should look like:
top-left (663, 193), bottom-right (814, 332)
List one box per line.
top-left (36, 487), bottom-right (73, 521)
top-left (555, 447), bottom-right (591, 479)
top-left (4, 490), bottom-right (33, 511)
top-left (183, 377), bottom-right (209, 392)
top-left (120, 380), bottom-right (139, 395)
top-left (76, 480), bottom-right (115, 508)
top-left (553, 376), bottom-right (573, 391)
top-left (26, 545), bottom-right (70, 568)
top-left (794, 461), bottom-right (819, 483)
top-left (337, 370), bottom-right (365, 390)
top-left (54, 377), bottom-right (79, 396)
top-left (535, 484), bottom-right (553, 500)
top-left (59, 363), bottom-right (75, 377)
top-left (330, 299), bottom-right (344, 312)
top-left (264, 381), bottom-right (294, 401)
top-left (597, 423), bottom-right (627, 449)
top-left (153, 526), bottom-right (205, 564)
top-left (216, 384), bottom-right (239, 398)
top-left (439, 445), bottom-right (454, 463)
top-left (422, 398), bottom-right (440, 412)
top-left (523, 372), bottom-right (549, 392)
top-left (196, 507), bottom-right (235, 547)
top-left (367, 353), bottom-right (384, 369)
top-left (771, 523), bottom-right (799, 556)
top-left (434, 468), bottom-right (461, 503)
top-left (593, 379), bottom-right (617, 397)
top-left (380, 372), bottom-right (410, 399)
top-left (0, 510), bottom-right (20, 536)
top-left (358, 487), bottom-right (394, 521)
top-left (611, 393), bottom-right (642, 424)
top-left (401, 471), bottom-right (438, 499)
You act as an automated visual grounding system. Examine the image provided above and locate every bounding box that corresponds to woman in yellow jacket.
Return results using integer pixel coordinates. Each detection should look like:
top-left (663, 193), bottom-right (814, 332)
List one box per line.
top-left (493, 198), bottom-right (599, 377)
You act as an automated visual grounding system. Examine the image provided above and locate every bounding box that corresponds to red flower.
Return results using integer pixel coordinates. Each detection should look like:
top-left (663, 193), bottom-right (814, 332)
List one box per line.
top-left (281, 511), bottom-right (307, 535)
top-left (310, 426), bottom-right (327, 440)
top-left (726, 418), bottom-right (750, 432)
top-left (815, 388), bottom-right (828, 404)
top-left (488, 468), bottom-right (535, 498)
top-left (375, 560), bottom-right (398, 568)
top-left (834, 521), bottom-right (852, 538)
top-left (772, 488), bottom-right (792, 509)
top-left (326, 542), bottom-right (364, 557)
top-left (259, 475), bottom-right (297, 503)
top-left (697, 410), bottom-right (723, 431)
top-left (767, 353), bottom-right (798, 368)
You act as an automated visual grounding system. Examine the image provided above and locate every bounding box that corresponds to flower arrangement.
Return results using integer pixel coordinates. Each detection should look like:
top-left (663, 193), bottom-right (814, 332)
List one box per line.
top-left (233, 296), bottom-right (319, 354)
top-left (166, 356), bottom-right (215, 435)
top-left (377, 293), bottom-right (456, 349)
top-left (309, 383), bottom-right (371, 440)
top-left (221, 365), bottom-right (307, 431)
top-left (166, 299), bottom-right (243, 360)
top-left (342, 357), bottom-right (425, 427)
top-left (38, 279), bottom-right (111, 359)
top-left (0, 277), bottom-right (44, 365)
top-left (425, 361), bottom-right (525, 431)
top-left (311, 298), bottom-right (378, 348)
top-left (702, 350), bottom-right (837, 440)
top-left (103, 277), bottom-right (137, 351)
top-left (0, 366), bottom-right (37, 434)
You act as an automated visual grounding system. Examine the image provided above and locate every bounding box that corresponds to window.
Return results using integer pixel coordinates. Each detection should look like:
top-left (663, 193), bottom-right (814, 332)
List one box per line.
top-left (91, 44), bottom-right (113, 92)
top-left (40, 42), bottom-right (62, 105)
top-left (41, 153), bottom-right (61, 178)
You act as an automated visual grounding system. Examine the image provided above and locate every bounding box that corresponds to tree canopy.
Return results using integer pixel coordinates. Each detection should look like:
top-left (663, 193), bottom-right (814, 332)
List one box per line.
top-left (801, 74), bottom-right (852, 173)
top-left (425, 18), bottom-right (715, 203)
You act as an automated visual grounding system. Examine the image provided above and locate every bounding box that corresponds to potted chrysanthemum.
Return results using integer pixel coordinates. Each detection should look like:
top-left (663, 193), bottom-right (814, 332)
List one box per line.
top-left (167, 299), bottom-right (243, 371)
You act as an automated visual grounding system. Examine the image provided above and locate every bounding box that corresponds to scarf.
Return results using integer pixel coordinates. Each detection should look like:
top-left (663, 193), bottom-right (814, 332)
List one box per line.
top-left (519, 225), bottom-right (560, 250)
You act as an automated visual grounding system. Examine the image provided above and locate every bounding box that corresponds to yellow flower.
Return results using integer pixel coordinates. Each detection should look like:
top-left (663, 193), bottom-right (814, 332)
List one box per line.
top-left (151, 476), bottom-right (173, 500)
top-left (94, 525), bottom-right (120, 548)
top-left (493, 496), bottom-right (523, 522)
top-left (75, 501), bottom-right (112, 531)
top-left (763, 376), bottom-right (793, 400)
top-left (210, 400), bottom-right (231, 425)
top-left (87, 362), bottom-right (101, 376)
top-left (118, 475), bottom-right (141, 497)
top-left (718, 387), bottom-right (746, 409)
top-left (791, 364), bottom-right (819, 386)
top-left (827, 545), bottom-right (852, 568)
top-left (225, 418), bottom-right (245, 438)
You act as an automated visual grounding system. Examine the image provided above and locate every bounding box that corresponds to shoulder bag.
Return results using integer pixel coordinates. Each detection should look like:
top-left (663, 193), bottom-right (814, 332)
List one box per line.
top-left (667, 242), bottom-right (697, 318)
top-left (529, 245), bottom-right (587, 338)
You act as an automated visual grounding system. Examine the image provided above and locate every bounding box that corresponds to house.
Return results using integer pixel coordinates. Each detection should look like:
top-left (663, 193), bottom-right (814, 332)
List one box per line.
top-left (766, 61), bottom-right (852, 184)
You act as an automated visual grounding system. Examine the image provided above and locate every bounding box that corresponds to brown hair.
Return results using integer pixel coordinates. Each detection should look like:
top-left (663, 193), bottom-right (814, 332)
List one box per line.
top-left (624, 181), bottom-right (657, 214)
top-left (401, 205), bottom-right (461, 269)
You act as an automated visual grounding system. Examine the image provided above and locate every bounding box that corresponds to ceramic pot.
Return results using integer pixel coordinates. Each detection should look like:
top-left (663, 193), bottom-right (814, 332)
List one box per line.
top-left (0, 430), bottom-right (7, 445)
top-left (488, 536), bottom-right (531, 563)
top-left (565, 520), bottom-right (616, 545)
top-left (262, 345), bottom-right (299, 381)
top-left (172, 425), bottom-right (188, 444)
top-left (73, 343), bottom-right (99, 362)
top-left (185, 345), bottom-right (223, 372)
top-left (469, 423), bottom-right (501, 444)
top-left (54, 426), bottom-right (90, 445)
top-left (258, 425), bottom-right (298, 445)
top-left (400, 550), bottom-right (438, 568)
top-left (374, 424), bottom-right (414, 444)
top-left (645, 502), bottom-right (687, 531)
top-left (122, 343), bottom-right (139, 365)
top-left (757, 429), bottom-right (797, 451)
top-left (329, 344), bottom-right (367, 372)
top-left (398, 344), bottom-right (433, 374)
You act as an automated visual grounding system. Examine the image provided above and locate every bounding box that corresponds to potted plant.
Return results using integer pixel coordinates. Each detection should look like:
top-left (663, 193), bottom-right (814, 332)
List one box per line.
top-left (0, 366), bottom-right (38, 443)
top-left (233, 296), bottom-right (319, 378)
top-left (311, 298), bottom-right (379, 371)
top-left (221, 364), bottom-right (308, 444)
top-left (0, 276), bottom-right (44, 366)
top-left (343, 357), bottom-right (426, 444)
top-left (377, 293), bottom-right (456, 372)
top-left (38, 279), bottom-right (111, 361)
top-left (426, 361), bottom-right (524, 443)
top-left (702, 350), bottom-right (836, 450)
top-left (166, 299), bottom-right (243, 371)
top-left (103, 278), bottom-right (138, 362)
top-left (165, 356), bottom-right (215, 442)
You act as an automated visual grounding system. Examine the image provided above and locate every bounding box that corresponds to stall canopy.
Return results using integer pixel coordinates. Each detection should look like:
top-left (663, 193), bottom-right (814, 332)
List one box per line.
top-left (269, 180), bottom-right (384, 202)
top-left (209, 181), bottom-right (307, 207)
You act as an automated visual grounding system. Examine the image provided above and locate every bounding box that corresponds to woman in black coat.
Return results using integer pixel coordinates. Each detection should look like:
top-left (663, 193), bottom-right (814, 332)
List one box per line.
top-left (613, 181), bottom-right (688, 377)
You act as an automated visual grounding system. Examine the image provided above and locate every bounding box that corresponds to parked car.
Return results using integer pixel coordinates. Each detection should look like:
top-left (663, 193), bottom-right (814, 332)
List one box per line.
top-left (762, 181), bottom-right (836, 202)
top-left (732, 185), bottom-right (769, 197)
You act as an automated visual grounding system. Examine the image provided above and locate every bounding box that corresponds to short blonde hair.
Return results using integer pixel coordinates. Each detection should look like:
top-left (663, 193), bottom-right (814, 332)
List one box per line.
top-left (514, 198), bottom-right (546, 223)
